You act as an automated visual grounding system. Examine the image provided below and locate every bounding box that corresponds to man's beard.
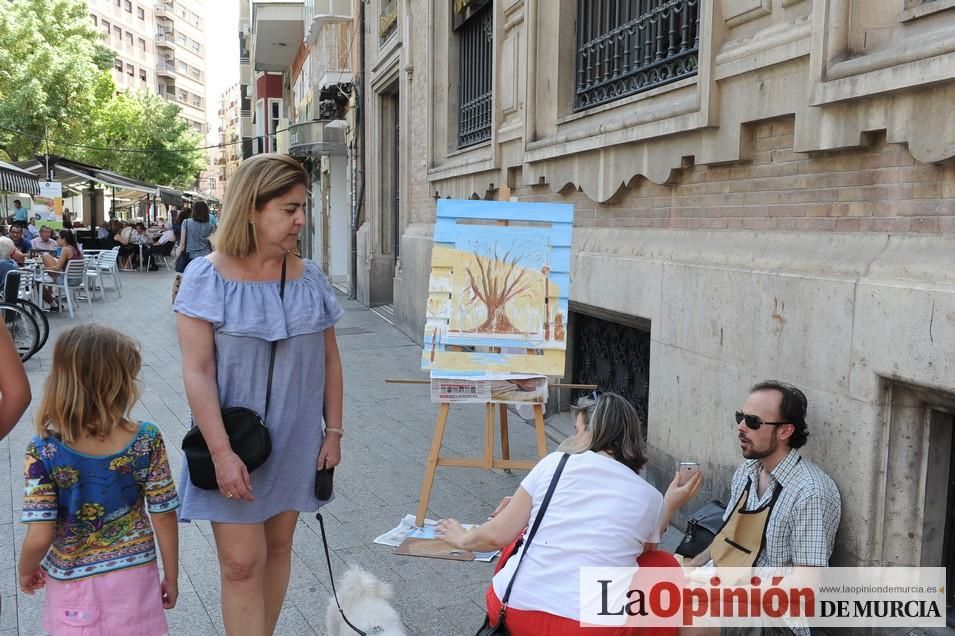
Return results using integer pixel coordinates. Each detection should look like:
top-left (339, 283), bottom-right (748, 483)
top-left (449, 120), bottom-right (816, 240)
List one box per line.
top-left (741, 431), bottom-right (779, 460)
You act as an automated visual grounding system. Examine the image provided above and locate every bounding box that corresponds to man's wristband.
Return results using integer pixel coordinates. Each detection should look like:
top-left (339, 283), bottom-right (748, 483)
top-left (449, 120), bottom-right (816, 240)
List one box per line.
top-left (325, 427), bottom-right (344, 438)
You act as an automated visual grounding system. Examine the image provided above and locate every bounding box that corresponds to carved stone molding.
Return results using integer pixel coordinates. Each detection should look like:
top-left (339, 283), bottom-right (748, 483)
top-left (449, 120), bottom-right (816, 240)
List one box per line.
top-left (723, 0), bottom-right (772, 27)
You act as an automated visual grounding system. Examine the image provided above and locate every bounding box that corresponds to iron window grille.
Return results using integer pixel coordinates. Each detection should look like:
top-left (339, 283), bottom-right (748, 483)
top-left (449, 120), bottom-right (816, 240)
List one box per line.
top-left (575, 0), bottom-right (700, 112)
top-left (457, 3), bottom-right (493, 149)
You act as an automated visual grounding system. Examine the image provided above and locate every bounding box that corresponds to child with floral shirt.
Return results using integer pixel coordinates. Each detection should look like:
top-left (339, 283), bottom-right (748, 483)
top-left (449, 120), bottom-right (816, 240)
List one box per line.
top-left (19, 324), bottom-right (180, 636)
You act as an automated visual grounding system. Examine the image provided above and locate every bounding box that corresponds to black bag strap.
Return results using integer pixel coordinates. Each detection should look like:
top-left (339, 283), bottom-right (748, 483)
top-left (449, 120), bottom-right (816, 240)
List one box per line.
top-left (263, 256), bottom-right (287, 421)
top-left (496, 452), bottom-right (570, 622)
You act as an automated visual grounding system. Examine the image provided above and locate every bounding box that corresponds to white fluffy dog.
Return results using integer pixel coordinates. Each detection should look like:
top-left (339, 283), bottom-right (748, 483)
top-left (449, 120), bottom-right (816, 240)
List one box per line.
top-left (326, 565), bottom-right (408, 636)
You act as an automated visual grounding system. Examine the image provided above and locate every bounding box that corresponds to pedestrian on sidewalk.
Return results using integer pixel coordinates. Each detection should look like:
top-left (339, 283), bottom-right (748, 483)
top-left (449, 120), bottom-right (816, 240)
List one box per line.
top-left (18, 324), bottom-right (180, 636)
top-left (178, 199), bottom-right (214, 264)
top-left (438, 392), bottom-right (702, 635)
top-left (173, 153), bottom-right (345, 636)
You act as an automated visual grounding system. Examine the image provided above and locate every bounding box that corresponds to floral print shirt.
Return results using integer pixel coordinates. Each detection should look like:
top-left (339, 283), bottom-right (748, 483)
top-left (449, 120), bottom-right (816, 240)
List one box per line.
top-left (22, 422), bottom-right (180, 581)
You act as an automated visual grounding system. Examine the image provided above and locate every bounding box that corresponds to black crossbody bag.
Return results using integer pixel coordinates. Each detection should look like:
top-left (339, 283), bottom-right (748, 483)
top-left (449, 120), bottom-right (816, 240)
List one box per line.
top-left (182, 257), bottom-right (286, 490)
top-left (476, 453), bottom-right (570, 635)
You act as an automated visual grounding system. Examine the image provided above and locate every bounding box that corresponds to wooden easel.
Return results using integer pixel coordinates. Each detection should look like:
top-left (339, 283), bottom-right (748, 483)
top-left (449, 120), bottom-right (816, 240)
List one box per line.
top-left (415, 402), bottom-right (545, 526)
top-left (407, 188), bottom-right (584, 525)
top-left (387, 379), bottom-right (595, 526)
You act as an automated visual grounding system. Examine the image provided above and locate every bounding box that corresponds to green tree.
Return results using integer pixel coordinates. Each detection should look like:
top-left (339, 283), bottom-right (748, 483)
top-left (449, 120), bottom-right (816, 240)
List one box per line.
top-left (77, 91), bottom-right (206, 189)
top-left (0, 0), bottom-right (112, 160)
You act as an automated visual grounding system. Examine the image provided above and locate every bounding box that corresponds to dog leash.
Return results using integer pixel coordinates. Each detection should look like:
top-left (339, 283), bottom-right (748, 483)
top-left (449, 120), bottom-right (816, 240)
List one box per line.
top-left (315, 512), bottom-right (370, 636)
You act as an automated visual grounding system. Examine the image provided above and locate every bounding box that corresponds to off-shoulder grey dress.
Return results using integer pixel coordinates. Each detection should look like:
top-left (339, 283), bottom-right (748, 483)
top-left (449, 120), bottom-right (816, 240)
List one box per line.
top-left (172, 256), bottom-right (344, 523)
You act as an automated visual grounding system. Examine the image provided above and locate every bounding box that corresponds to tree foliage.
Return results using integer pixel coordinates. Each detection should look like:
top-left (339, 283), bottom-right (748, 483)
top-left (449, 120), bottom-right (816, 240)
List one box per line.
top-left (76, 91), bottom-right (206, 189)
top-left (0, 0), bottom-right (205, 188)
top-left (0, 0), bottom-right (112, 160)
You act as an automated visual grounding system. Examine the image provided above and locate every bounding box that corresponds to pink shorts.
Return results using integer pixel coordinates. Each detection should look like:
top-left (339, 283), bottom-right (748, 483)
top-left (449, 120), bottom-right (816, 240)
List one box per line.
top-left (43, 562), bottom-right (168, 636)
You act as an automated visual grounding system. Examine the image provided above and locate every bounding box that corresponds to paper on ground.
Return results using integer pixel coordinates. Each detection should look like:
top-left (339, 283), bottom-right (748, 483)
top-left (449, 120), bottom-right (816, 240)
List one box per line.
top-left (374, 514), bottom-right (499, 562)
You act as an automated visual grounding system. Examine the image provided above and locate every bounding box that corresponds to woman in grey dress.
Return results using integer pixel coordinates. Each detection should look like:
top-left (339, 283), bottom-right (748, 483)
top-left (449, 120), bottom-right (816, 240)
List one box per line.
top-left (178, 199), bottom-right (214, 260)
top-left (173, 154), bottom-right (344, 635)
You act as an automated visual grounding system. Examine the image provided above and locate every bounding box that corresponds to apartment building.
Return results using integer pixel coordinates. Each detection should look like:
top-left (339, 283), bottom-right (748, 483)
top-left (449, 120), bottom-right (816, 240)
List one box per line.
top-left (238, 0), bottom-right (254, 158)
top-left (88, 0), bottom-right (156, 93)
top-left (217, 82), bottom-right (243, 195)
top-left (154, 0), bottom-right (208, 133)
top-left (87, 0), bottom-right (208, 135)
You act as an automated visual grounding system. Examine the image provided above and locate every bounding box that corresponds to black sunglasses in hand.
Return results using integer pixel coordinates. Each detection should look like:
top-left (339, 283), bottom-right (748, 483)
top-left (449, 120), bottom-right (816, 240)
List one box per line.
top-left (735, 410), bottom-right (789, 430)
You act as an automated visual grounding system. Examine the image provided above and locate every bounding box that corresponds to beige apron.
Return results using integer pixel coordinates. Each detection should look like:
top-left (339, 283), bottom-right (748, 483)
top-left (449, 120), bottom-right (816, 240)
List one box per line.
top-left (711, 478), bottom-right (782, 567)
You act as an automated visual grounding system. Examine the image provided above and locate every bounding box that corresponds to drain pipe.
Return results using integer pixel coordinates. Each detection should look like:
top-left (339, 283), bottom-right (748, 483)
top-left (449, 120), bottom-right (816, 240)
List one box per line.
top-left (348, 0), bottom-right (366, 301)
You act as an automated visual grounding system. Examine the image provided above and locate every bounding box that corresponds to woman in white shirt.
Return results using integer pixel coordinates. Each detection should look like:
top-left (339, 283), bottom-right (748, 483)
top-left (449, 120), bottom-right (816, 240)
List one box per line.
top-left (438, 392), bottom-right (702, 635)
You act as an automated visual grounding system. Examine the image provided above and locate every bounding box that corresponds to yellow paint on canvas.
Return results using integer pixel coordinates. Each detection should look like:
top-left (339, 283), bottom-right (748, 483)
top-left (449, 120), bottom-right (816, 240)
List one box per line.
top-left (419, 350), bottom-right (566, 376)
top-left (446, 248), bottom-right (552, 336)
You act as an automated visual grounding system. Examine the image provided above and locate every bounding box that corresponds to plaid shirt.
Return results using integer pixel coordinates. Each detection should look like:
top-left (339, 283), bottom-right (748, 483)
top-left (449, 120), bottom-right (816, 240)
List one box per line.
top-left (722, 449), bottom-right (841, 567)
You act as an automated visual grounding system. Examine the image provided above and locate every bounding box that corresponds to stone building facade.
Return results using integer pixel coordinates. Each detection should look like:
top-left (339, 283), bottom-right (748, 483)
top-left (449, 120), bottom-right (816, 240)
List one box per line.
top-left (359, 0), bottom-right (955, 577)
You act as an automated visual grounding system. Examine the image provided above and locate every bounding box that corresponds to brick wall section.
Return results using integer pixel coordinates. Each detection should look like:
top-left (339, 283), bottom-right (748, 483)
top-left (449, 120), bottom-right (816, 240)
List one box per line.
top-left (514, 117), bottom-right (955, 234)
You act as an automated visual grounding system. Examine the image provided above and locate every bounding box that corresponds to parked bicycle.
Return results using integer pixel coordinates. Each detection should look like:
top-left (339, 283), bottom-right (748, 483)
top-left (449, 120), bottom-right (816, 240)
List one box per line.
top-left (2, 269), bottom-right (49, 361)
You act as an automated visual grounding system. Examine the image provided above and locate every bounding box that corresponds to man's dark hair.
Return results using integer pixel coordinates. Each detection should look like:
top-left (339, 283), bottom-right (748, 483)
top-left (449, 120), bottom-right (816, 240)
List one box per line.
top-left (750, 380), bottom-right (809, 448)
top-left (13, 200), bottom-right (20, 206)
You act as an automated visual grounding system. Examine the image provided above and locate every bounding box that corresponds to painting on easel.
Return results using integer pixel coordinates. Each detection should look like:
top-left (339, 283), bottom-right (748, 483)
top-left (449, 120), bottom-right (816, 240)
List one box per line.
top-left (422, 199), bottom-right (574, 378)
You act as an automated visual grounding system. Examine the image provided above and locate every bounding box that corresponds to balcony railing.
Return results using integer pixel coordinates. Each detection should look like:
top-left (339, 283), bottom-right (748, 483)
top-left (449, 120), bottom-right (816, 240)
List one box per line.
top-left (574, 0), bottom-right (700, 112)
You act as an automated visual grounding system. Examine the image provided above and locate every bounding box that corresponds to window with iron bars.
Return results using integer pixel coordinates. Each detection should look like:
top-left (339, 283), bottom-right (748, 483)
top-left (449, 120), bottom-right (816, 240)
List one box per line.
top-left (457, 3), bottom-right (493, 149)
top-left (575, 0), bottom-right (700, 112)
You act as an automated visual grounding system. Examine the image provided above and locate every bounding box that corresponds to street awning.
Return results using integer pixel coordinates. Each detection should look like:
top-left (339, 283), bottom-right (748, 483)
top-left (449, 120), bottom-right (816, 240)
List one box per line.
top-left (17, 156), bottom-right (159, 201)
top-left (0, 160), bottom-right (40, 195)
top-left (158, 187), bottom-right (183, 207)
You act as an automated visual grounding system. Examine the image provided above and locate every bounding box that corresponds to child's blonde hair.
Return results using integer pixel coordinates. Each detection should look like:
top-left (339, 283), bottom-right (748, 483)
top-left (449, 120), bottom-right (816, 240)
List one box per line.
top-left (35, 325), bottom-right (142, 442)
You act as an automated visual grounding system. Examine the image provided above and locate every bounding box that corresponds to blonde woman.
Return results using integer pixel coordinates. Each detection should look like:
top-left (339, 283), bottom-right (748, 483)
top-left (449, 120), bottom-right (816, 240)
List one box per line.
top-left (18, 325), bottom-right (180, 636)
top-left (173, 154), bottom-right (345, 635)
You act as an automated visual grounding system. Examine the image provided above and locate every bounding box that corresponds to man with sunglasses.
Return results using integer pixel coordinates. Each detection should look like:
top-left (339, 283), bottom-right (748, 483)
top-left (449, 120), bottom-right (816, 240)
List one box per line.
top-left (691, 380), bottom-right (841, 568)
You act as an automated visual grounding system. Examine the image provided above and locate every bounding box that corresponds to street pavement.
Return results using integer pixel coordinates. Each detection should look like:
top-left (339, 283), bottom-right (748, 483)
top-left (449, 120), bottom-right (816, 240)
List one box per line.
top-left (0, 269), bottom-right (680, 635)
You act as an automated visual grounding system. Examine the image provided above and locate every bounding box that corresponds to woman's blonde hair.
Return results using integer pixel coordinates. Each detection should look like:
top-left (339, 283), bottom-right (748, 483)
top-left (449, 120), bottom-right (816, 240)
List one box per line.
top-left (212, 153), bottom-right (308, 257)
top-left (35, 325), bottom-right (142, 442)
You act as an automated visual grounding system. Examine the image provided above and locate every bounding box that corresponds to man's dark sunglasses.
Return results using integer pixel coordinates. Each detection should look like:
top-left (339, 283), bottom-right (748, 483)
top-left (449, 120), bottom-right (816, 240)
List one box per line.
top-left (735, 411), bottom-right (789, 430)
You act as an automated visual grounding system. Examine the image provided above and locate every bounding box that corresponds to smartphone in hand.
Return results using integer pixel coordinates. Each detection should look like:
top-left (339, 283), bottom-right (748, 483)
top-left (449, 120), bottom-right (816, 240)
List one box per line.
top-left (677, 462), bottom-right (700, 486)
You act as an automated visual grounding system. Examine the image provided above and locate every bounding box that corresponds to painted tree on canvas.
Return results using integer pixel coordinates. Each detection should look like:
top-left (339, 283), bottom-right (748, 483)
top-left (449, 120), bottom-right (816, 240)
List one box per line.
top-left (463, 244), bottom-right (539, 334)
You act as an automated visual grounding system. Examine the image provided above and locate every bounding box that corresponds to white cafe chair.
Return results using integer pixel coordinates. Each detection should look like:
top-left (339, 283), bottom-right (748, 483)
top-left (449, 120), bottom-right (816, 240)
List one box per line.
top-left (46, 260), bottom-right (92, 318)
top-left (93, 247), bottom-right (122, 298)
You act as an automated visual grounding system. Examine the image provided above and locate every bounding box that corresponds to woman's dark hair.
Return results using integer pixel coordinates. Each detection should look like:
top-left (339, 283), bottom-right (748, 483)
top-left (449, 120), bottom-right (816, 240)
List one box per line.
top-left (192, 200), bottom-right (210, 223)
top-left (177, 207), bottom-right (192, 224)
top-left (58, 229), bottom-right (78, 248)
top-left (586, 392), bottom-right (648, 474)
top-left (750, 380), bottom-right (810, 448)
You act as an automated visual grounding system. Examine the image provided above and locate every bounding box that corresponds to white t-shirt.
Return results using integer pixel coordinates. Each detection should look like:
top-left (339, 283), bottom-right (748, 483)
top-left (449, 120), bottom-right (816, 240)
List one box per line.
top-left (492, 451), bottom-right (663, 620)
